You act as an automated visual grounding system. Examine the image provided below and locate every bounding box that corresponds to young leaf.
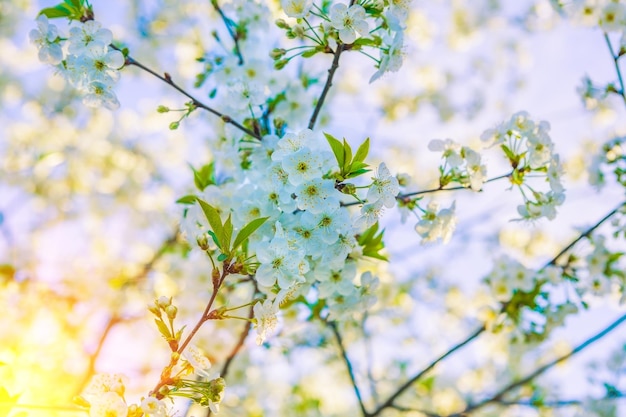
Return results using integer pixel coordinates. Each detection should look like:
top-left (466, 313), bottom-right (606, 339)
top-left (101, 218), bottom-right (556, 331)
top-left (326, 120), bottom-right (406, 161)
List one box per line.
top-left (176, 195), bottom-right (197, 205)
top-left (221, 214), bottom-right (234, 254)
top-left (232, 217), bottom-right (269, 251)
top-left (342, 139), bottom-right (353, 172)
top-left (207, 230), bottom-right (222, 249)
top-left (197, 199), bottom-right (224, 243)
top-left (324, 133), bottom-right (345, 169)
top-left (39, 4), bottom-right (73, 18)
top-left (353, 138), bottom-right (370, 163)
top-left (154, 318), bottom-right (172, 340)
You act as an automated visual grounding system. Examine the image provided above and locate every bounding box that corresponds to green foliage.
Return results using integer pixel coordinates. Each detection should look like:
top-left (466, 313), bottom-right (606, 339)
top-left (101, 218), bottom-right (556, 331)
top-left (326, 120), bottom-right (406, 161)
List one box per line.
top-left (324, 133), bottom-right (370, 181)
top-left (197, 198), bottom-right (268, 261)
top-left (357, 221), bottom-right (388, 261)
top-left (39, 0), bottom-right (91, 21)
top-left (191, 162), bottom-right (216, 191)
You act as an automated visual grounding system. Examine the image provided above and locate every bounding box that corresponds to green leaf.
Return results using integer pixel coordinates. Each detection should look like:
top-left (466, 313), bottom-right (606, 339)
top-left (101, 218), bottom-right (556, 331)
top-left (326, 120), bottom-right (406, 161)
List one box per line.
top-left (191, 162), bottom-right (216, 191)
top-left (207, 230), bottom-right (221, 249)
top-left (154, 318), bottom-right (172, 339)
top-left (342, 139), bottom-right (353, 172)
top-left (358, 222), bottom-right (388, 261)
top-left (176, 194), bottom-right (197, 204)
top-left (353, 138), bottom-right (370, 163)
top-left (501, 144), bottom-right (517, 163)
top-left (217, 253), bottom-right (228, 262)
top-left (221, 214), bottom-right (233, 254)
top-left (39, 4), bottom-right (73, 18)
top-left (64, 0), bottom-right (81, 8)
top-left (232, 217), bottom-right (269, 251)
top-left (301, 49), bottom-right (318, 58)
top-left (197, 199), bottom-right (224, 245)
top-left (324, 133), bottom-right (345, 169)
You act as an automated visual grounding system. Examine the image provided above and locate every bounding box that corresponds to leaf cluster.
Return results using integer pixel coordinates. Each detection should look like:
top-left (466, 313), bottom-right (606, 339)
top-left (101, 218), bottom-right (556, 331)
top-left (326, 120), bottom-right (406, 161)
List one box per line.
top-left (39, 0), bottom-right (92, 21)
top-left (324, 133), bottom-right (370, 181)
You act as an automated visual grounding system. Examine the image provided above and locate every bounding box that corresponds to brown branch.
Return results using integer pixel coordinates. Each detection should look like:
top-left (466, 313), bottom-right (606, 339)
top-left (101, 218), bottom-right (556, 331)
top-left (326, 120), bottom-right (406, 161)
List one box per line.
top-left (111, 45), bottom-right (260, 140)
top-left (308, 43), bottom-right (345, 130)
top-left (341, 172), bottom-right (512, 207)
top-left (73, 316), bottom-right (121, 397)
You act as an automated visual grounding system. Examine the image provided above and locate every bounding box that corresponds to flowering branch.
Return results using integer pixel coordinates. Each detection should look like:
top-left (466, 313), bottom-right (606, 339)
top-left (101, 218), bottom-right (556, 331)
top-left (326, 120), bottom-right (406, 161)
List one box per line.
top-left (341, 172), bottom-right (512, 208)
top-left (368, 199), bottom-right (626, 416)
top-left (112, 46), bottom-right (261, 140)
top-left (449, 311), bottom-right (626, 417)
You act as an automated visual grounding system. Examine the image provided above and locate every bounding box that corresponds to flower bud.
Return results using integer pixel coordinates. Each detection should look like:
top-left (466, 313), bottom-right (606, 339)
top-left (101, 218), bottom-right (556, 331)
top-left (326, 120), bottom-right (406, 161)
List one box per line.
top-left (157, 296), bottom-right (171, 309)
top-left (270, 48), bottom-right (286, 60)
top-left (169, 121), bottom-right (179, 130)
top-left (275, 19), bottom-right (290, 29)
top-left (165, 305), bottom-right (178, 320)
top-left (157, 105), bottom-right (170, 113)
top-left (197, 233), bottom-right (210, 250)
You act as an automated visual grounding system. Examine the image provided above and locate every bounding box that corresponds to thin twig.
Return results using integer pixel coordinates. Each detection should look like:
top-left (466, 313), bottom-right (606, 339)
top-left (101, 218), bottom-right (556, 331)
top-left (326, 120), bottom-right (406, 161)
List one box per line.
top-left (449, 312), bottom-right (626, 416)
top-left (329, 321), bottom-right (369, 417)
top-left (204, 292), bottom-right (256, 417)
top-left (341, 172), bottom-right (512, 207)
top-left (74, 316), bottom-right (121, 397)
top-left (111, 46), bottom-right (260, 140)
top-left (308, 44), bottom-right (345, 130)
top-left (369, 326), bottom-right (484, 417)
top-left (494, 393), bottom-right (626, 408)
top-left (604, 33), bottom-right (626, 106)
top-left (210, 0), bottom-right (244, 65)
top-left (362, 312), bottom-right (380, 406)
top-left (542, 200), bottom-right (626, 269)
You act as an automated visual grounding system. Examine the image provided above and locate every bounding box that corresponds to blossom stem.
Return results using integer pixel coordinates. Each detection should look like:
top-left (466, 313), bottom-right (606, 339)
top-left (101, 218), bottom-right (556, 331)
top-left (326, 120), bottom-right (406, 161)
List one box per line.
top-left (341, 172), bottom-right (512, 207)
top-left (303, 17), bottom-right (324, 44)
top-left (112, 46), bottom-right (261, 140)
top-left (210, 0), bottom-right (244, 65)
top-left (149, 265), bottom-right (230, 397)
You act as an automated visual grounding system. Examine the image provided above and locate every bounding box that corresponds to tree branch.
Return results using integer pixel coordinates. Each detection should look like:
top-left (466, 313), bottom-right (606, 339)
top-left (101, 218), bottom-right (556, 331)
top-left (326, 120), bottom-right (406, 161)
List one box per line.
top-left (308, 44), bottom-right (345, 130)
top-left (368, 326), bottom-right (484, 417)
top-left (341, 172), bottom-right (512, 207)
top-left (329, 321), bottom-right (369, 417)
top-left (449, 311), bottom-right (626, 416)
top-left (368, 200), bottom-right (626, 416)
top-left (111, 46), bottom-right (260, 140)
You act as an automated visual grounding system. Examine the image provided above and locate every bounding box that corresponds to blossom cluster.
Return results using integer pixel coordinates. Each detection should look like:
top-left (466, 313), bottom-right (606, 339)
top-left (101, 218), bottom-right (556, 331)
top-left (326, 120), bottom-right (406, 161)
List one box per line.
top-left (275, 0), bottom-right (412, 82)
top-left (30, 15), bottom-right (124, 110)
top-left (182, 128), bottom-right (390, 331)
top-left (481, 111), bottom-right (565, 221)
top-left (553, 0), bottom-right (626, 33)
